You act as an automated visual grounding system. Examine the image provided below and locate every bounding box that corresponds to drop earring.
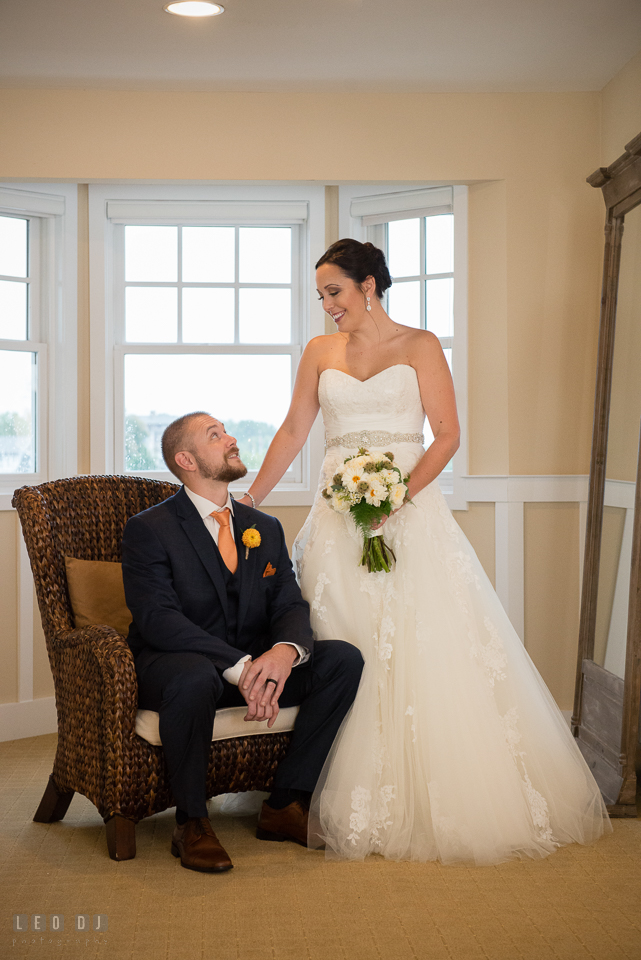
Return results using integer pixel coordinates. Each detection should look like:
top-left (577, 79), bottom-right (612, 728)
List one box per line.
top-left (366, 296), bottom-right (371, 312)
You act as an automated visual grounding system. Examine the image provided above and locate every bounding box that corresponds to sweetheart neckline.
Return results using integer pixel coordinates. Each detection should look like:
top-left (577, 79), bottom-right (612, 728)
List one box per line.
top-left (319, 364), bottom-right (416, 385)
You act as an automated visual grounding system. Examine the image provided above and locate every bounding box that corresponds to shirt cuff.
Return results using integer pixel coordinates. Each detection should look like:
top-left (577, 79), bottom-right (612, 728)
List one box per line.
top-left (222, 654), bottom-right (252, 686)
top-left (273, 642), bottom-right (310, 668)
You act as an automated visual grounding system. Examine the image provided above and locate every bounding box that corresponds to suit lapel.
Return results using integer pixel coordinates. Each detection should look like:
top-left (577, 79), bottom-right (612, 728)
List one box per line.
top-left (176, 488), bottom-right (229, 620)
top-left (233, 501), bottom-right (257, 635)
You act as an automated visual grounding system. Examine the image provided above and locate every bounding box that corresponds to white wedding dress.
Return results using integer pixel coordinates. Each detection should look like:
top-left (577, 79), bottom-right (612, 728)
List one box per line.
top-left (293, 364), bottom-right (611, 865)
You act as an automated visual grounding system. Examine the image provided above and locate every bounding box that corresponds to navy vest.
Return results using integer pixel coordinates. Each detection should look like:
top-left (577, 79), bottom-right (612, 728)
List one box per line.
top-left (214, 540), bottom-right (241, 646)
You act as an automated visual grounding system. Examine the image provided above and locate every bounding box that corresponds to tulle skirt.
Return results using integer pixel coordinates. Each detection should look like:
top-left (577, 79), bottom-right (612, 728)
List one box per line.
top-left (293, 443), bottom-right (611, 865)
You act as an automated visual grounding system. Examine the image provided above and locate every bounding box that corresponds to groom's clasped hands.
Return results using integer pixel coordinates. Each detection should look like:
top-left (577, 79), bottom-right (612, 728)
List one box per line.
top-left (239, 643), bottom-right (299, 727)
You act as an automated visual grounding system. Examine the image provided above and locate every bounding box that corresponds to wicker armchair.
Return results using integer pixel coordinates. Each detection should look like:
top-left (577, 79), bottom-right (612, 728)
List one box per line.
top-left (12, 475), bottom-right (292, 861)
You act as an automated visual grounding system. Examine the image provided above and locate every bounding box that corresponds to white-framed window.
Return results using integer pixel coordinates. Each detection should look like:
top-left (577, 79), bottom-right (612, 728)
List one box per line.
top-left (0, 184), bottom-right (77, 504)
top-left (88, 185), bottom-right (325, 506)
top-left (339, 185), bottom-right (469, 510)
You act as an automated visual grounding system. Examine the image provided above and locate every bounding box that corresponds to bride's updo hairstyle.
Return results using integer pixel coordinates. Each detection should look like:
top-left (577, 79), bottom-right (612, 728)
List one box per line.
top-left (316, 239), bottom-right (392, 300)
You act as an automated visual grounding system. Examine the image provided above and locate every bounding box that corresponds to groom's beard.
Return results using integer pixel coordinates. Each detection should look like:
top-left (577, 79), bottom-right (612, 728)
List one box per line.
top-left (194, 447), bottom-right (248, 483)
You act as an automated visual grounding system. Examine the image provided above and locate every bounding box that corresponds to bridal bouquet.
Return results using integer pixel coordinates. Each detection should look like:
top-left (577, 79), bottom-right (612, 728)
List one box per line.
top-left (322, 448), bottom-right (410, 573)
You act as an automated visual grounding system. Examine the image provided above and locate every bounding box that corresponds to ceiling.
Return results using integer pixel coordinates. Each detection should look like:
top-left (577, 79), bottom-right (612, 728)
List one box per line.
top-left (1, 0), bottom-right (640, 93)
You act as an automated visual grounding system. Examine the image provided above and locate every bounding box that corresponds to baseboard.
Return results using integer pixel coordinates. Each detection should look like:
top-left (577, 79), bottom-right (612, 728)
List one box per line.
top-left (0, 697), bottom-right (57, 742)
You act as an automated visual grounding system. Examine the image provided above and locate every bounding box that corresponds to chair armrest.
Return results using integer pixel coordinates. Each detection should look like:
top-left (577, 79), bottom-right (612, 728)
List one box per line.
top-left (49, 624), bottom-right (141, 817)
top-left (53, 623), bottom-right (138, 731)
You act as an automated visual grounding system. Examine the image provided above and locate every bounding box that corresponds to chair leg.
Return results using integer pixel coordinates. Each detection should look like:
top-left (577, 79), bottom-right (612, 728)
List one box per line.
top-left (105, 814), bottom-right (137, 861)
top-left (33, 775), bottom-right (74, 823)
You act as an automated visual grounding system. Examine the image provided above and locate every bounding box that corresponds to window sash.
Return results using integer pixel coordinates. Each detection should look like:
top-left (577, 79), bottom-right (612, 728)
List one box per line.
top-left (112, 222), bottom-right (302, 347)
top-left (112, 219), bottom-right (303, 482)
top-left (0, 340), bottom-right (47, 484)
top-left (113, 343), bottom-right (301, 484)
top-left (0, 212), bottom-right (46, 485)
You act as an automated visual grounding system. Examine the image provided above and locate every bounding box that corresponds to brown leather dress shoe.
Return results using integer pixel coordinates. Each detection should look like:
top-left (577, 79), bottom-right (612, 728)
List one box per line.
top-left (171, 817), bottom-right (233, 873)
top-left (256, 800), bottom-right (310, 847)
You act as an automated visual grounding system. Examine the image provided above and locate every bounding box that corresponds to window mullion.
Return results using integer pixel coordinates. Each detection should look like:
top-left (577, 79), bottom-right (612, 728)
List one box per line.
top-left (27, 217), bottom-right (39, 343)
top-left (114, 225), bottom-right (125, 345)
top-left (234, 226), bottom-right (240, 344)
top-left (177, 227), bottom-right (183, 344)
top-left (420, 217), bottom-right (426, 330)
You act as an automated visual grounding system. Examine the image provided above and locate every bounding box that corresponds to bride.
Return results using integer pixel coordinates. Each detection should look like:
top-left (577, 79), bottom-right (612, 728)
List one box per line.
top-left (236, 239), bottom-right (610, 864)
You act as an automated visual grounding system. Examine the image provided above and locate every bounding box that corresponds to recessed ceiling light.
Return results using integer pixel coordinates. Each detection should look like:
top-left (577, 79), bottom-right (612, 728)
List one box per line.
top-left (164, 1), bottom-right (224, 17)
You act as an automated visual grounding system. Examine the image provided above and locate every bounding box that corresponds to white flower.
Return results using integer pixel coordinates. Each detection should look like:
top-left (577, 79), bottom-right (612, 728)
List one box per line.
top-left (331, 493), bottom-right (351, 513)
top-left (343, 455), bottom-right (368, 471)
top-left (342, 467), bottom-right (365, 492)
top-left (389, 483), bottom-right (406, 508)
top-left (364, 477), bottom-right (386, 506)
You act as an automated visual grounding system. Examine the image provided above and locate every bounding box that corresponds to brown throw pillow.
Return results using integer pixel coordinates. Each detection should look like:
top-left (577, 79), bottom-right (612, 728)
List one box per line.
top-left (65, 557), bottom-right (132, 637)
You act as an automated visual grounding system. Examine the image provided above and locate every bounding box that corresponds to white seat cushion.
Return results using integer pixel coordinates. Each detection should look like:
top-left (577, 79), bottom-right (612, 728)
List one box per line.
top-left (135, 705), bottom-right (299, 747)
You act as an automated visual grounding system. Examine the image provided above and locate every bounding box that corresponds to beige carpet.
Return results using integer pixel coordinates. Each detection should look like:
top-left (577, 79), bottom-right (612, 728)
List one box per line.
top-left (2, 734), bottom-right (641, 960)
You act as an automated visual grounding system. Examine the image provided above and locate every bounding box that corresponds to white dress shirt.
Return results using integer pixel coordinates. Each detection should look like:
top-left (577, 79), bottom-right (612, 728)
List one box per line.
top-left (183, 485), bottom-right (309, 684)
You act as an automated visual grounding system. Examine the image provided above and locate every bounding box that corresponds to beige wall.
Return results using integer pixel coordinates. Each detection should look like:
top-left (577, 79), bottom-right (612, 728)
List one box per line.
top-left (453, 502), bottom-right (496, 586)
top-left (524, 503), bottom-right (581, 706)
top-left (2, 56), bottom-right (641, 723)
top-left (601, 48), bottom-right (641, 167)
top-left (467, 181), bottom-right (509, 476)
top-left (0, 511), bottom-right (18, 704)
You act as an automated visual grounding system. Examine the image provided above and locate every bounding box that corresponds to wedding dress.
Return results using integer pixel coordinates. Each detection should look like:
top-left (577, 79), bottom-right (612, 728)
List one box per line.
top-left (292, 364), bottom-right (610, 864)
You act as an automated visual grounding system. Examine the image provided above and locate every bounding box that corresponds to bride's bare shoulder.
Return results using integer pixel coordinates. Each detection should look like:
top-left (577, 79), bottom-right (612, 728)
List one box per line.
top-left (304, 332), bottom-right (345, 364)
top-left (395, 326), bottom-right (442, 353)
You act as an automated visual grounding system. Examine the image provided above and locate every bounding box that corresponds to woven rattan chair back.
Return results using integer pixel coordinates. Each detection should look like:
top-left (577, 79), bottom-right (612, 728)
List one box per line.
top-left (13, 475), bottom-right (178, 649)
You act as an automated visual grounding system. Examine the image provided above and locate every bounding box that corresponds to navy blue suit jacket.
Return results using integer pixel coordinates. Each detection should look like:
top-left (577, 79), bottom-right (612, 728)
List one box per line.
top-left (121, 486), bottom-right (314, 672)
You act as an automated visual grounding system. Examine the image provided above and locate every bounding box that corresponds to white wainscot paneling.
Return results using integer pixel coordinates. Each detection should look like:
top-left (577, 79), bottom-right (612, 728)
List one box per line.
top-left (461, 475), bottom-right (589, 640)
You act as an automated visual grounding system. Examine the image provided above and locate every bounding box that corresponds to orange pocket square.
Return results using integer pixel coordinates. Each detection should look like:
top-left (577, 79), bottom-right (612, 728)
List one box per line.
top-left (263, 562), bottom-right (276, 578)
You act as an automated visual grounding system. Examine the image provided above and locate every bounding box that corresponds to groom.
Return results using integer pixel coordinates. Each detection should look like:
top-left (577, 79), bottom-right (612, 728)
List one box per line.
top-left (122, 411), bottom-right (363, 873)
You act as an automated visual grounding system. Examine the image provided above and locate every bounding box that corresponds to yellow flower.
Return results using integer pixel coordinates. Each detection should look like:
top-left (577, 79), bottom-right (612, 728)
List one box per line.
top-left (242, 526), bottom-right (261, 559)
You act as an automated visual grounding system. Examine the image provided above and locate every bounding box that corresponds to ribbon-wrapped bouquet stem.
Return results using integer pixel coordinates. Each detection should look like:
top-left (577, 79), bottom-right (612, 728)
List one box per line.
top-left (322, 447), bottom-right (410, 573)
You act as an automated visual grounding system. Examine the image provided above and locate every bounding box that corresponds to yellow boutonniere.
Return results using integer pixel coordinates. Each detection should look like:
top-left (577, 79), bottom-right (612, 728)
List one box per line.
top-left (241, 525), bottom-right (261, 560)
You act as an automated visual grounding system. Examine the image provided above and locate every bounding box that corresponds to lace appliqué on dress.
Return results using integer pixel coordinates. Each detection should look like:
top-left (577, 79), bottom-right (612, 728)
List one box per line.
top-left (346, 784), bottom-right (397, 848)
top-left (311, 572), bottom-right (330, 623)
top-left (405, 704), bottom-right (417, 743)
top-left (469, 616), bottom-right (508, 687)
top-left (347, 786), bottom-right (371, 843)
top-left (445, 551), bottom-right (481, 592)
top-left (501, 707), bottom-right (555, 844)
top-left (371, 785), bottom-right (396, 848)
top-left (376, 616), bottom-right (395, 666)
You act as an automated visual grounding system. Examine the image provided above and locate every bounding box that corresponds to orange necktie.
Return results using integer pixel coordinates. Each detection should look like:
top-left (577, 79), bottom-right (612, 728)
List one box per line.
top-left (212, 508), bottom-right (238, 574)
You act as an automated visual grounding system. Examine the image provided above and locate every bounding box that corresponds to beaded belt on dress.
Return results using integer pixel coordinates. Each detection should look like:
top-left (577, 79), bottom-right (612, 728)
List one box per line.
top-left (325, 429), bottom-right (425, 449)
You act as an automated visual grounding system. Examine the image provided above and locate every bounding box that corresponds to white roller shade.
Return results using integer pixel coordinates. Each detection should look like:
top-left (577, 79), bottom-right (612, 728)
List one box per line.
top-left (106, 200), bottom-right (309, 224)
top-left (350, 187), bottom-right (452, 225)
top-left (0, 188), bottom-right (65, 217)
